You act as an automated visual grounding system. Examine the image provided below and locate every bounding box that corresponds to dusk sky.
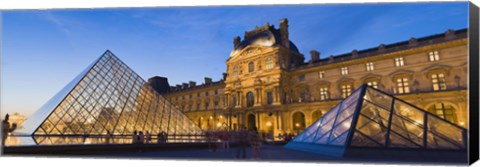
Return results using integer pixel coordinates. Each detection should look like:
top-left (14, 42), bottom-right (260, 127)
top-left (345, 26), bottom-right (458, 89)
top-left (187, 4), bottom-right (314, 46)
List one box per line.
top-left (1, 2), bottom-right (469, 117)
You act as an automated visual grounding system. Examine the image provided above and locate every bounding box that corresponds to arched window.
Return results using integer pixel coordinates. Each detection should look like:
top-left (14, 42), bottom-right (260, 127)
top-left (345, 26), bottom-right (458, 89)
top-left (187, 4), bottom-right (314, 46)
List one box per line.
top-left (246, 92), bottom-right (255, 107)
top-left (428, 103), bottom-right (457, 123)
top-left (266, 56), bottom-right (273, 69)
top-left (292, 112), bottom-right (306, 133)
top-left (248, 62), bottom-right (254, 73)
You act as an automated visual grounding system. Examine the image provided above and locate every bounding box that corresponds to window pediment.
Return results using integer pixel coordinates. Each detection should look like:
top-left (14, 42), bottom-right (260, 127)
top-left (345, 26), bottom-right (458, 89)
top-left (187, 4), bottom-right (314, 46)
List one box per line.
top-left (422, 64), bottom-right (452, 78)
top-left (389, 70), bottom-right (414, 82)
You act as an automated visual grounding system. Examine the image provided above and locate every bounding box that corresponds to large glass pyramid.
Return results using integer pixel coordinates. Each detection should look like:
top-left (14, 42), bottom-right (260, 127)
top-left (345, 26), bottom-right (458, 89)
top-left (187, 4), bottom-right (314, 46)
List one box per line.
top-left (285, 84), bottom-right (467, 157)
top-left (15, 50), bottom-right (203, 136)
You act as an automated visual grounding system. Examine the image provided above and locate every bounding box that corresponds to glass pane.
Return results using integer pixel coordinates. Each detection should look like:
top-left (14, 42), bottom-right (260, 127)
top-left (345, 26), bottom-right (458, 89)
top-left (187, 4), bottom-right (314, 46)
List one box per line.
top-left (426, 115), bottom-right (464, 149)
top-left (388, 131), bottom-right (421, 148)
top-left (351, 130), bottom-right (382, 147)
top-left (354, 115), bottom-right (387, 146)
top-left (364, 88), bottom-right (393, 110)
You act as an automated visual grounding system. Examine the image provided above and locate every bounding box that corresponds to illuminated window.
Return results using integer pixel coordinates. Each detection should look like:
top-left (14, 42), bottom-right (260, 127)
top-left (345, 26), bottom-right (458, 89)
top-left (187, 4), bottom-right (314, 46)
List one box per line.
top-left (395, 77), bottom-right (410, 94)
top-left (319, 71), bottom-right (325, 79)
top-left (341, 84), bottom-right (352, 98)
top-left (266, 56), bottom-right (273, 69)
top-left (319, 87), bottom-right (329, 100)
top-left (248, 62), bottom-right (254, 73)
top-left (428, 103), bottom-right (457, 123)
top-left (366, 62), bottom-right (374, 71)
top-left (341, 67), bottom-right (348, 75)
top-left (429, 51), bottom-right (440, 62)
top-left (233, 66), bottom-right (239, 76)
top-left (431, 73), bottom-right (447, 91)
top-left (395, 57), bottom-right (404, 67)
top-left (366, 81), bottom-right (378, 88)
top-left (299, 74), bottom-right (305, 81)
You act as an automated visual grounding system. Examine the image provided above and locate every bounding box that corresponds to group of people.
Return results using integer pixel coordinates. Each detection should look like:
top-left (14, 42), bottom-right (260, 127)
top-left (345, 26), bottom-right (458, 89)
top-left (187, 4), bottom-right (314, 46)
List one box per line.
top-left (235, 126), bottom-right (262, 159)
top-left (131, 130), bottom-right (168, 144)
top-left (206, 129), bottom-right (232, 152)
top-left (205, 126), bottom-right (264, 160)
top-left (278, 132), bottom-right (296, 142)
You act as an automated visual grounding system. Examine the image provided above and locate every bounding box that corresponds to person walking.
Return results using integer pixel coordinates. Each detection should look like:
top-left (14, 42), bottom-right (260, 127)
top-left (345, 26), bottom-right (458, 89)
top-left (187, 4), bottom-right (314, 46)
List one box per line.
top-left (236, 126), bottom-right (248, 159)
top-left (249, 126), bottom-right (260, 160)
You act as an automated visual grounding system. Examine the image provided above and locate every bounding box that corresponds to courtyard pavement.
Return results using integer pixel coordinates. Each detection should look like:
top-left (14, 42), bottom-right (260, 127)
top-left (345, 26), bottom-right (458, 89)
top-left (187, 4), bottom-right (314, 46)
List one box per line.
top-left (90, 144), bottom-right (465, 165)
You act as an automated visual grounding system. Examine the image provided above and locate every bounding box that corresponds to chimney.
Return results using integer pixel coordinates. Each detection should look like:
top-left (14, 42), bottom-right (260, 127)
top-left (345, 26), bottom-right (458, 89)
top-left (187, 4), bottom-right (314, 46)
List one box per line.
top-left (233, 36), bottom-right (241, 48)
top-left (279, 18), bottom-right (289, 48)
top-left (204, 77), bottom-right (212, 85)
top-left (351, 50), bottom-right (359, 58)
top-left (378, 44), bottom-right (386, 52)
top-left (175, 84), bottom-right (182, 90)
top-left (170, 86), bottom-right (175, 91)
top-left (445, 29), bottom-right (455, 39)
top-left (222, 73), bottom-right (227, 80)
top-left (310, 50), bottom-right (320, 62)
top-left (408, 38), bottom-right (418, 46)
top-left (189, 81), bottom-right (196, 87)
top-left (182, 83), bottom-right (189, 89)
top-left (328, 55), bottom-right (335, 63)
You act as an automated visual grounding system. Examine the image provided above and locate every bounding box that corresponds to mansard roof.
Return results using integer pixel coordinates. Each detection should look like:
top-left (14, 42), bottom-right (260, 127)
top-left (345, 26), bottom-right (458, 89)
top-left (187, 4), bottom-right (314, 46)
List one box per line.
top-left (293, 28), bottom-right (467, 70)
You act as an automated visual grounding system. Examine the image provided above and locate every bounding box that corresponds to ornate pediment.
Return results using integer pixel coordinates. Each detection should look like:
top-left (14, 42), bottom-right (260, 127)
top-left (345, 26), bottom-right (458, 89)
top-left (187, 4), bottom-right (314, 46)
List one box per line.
top-left (229, 46), bottom-right (264, 62)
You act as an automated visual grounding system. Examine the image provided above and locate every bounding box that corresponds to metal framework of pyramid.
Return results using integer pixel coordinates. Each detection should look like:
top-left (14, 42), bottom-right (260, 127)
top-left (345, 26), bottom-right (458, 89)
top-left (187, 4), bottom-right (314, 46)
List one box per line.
top-left (285, 84), bottom-right (467, 157)
top-left (15, 50), bottom-right (202, 136)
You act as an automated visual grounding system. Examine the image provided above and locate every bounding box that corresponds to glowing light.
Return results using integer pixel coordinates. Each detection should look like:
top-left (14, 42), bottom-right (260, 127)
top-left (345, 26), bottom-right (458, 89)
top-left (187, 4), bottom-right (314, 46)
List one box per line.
top-left (200, 117), bottom-right (204, 120)
top-left (209, 116), bottom-right (213, 119)
top-left (219, 115), bottom-right (223, 119)
top-left (266, 121), bottom-right (272, 127)
top-left (343, 122), bottom-right (351, 128)
top-left (216, 122), bottom-right (222, 127)
top-left (460, 122), bottom-right (465, 126)
top-left (295, 123), bottom-right (300, 127)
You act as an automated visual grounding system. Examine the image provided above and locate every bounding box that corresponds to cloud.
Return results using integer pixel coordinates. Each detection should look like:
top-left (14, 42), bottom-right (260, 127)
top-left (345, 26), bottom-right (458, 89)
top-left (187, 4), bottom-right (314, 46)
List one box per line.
top-left (40, 11), bottom-right (72, 35)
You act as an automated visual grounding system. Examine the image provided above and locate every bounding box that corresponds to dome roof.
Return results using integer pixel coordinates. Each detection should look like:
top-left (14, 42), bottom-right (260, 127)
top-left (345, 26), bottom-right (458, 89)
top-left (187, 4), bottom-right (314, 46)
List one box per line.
top-left (229, 25), bottom-right (300, 57)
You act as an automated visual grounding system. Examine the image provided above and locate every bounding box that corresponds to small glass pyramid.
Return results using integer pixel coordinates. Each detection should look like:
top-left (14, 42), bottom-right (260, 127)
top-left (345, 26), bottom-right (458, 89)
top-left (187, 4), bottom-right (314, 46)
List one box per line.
top-left (285, 84), bottom-right (467, 157)
top-left (15, 50), bottom-right (203, 136)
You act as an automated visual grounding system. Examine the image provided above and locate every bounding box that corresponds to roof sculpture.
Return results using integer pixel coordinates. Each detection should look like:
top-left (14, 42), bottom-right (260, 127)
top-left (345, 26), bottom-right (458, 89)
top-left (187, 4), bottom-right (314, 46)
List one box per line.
top-left (15, 50), bottom-right (203, 136)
